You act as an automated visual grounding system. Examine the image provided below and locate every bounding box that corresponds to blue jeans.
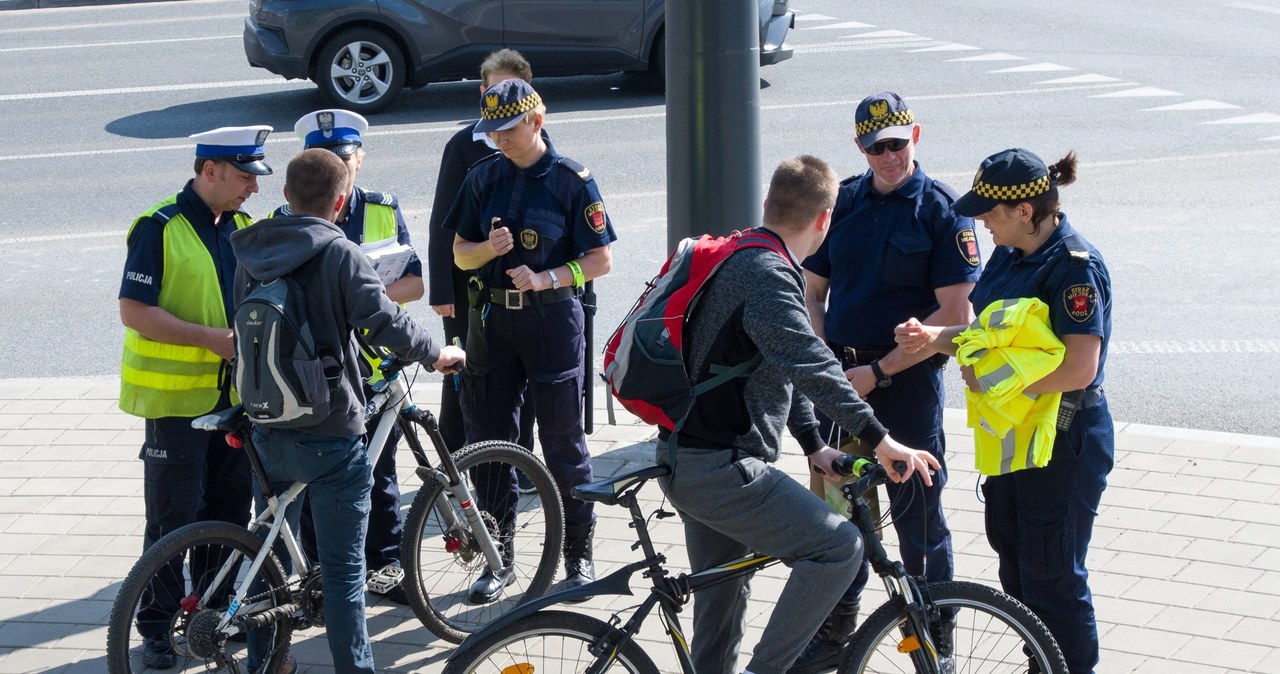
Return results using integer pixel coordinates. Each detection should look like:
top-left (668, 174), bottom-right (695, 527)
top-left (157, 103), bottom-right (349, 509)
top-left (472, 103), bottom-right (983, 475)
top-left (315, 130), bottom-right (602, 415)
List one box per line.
top-left (250, 428), bottom-right (375, 674)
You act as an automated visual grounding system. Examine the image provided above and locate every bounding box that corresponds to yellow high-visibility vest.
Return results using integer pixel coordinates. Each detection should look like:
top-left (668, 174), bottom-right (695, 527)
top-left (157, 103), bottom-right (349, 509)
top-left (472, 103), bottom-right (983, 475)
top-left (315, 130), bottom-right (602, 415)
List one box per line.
top-left (120, 199), bottom-right (251, 418)
top-left (954, 297), bottom-right (1065, 476)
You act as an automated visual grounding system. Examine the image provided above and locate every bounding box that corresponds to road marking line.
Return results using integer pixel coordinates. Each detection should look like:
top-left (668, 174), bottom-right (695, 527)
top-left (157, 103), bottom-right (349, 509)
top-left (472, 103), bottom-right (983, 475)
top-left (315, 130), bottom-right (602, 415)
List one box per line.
top-left (1263, 135), bottom-right (1280, 141)
top-left (797, 39), bottom-right (936, 53)
top-left (909, 43), bottom-right (979, 52)
top-left (1144, 100), bottom-right (1239, 112)
top-left (989, 62), bottom-right (1074, 73)
top-left (1202, 112), bottom-right (1280, 124)
top-left (1090, 86), bottom-right (1182, 98)
top-left (0, 35), bottom-right (238, 53)
top-left (0, 78), bottom-right (307, 103)
top-left (841, 29), bottom-right (918, 38)
top-left (1110, 340), bottom-right (1280, 354)
top-left (1226, 2), bottom-right (1280, 15)
top-left (793, 13), bottom-right (838, 22)
top-left (1036, 73), bottom-right (1124, 84)
top-left (0, 12), bottom-right (244, 34)
top-left (946, 52), bottom-right (1025, 62)
top-left (799, 20), bottom-right (875, 29)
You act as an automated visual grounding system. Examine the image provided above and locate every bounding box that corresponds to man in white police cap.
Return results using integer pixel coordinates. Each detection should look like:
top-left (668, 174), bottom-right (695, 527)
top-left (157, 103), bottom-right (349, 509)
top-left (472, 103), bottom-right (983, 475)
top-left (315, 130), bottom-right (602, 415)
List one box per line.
top-left (279, 109), bottom-right (424, 605)
top-left (117, 125), bottom-right (272, 669)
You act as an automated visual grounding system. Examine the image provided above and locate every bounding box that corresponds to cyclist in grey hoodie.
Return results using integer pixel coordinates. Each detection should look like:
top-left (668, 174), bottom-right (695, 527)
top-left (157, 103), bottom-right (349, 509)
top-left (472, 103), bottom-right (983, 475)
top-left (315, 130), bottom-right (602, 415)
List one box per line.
top-left (230, 148), bottom-right (464, 673)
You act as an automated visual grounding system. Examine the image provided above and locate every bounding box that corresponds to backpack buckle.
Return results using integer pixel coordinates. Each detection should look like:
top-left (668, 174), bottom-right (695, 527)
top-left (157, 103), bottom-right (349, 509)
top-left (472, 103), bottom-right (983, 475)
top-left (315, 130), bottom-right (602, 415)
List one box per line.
top-left (505, 289), bottom-right (524, 310)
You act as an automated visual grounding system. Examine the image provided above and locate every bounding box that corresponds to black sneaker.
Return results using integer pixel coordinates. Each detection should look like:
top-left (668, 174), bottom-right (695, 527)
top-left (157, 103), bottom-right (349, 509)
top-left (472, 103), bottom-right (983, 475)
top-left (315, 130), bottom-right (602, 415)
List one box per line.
top-left (516, 470), bottom-right (537, 495)
top-left (467, 565), bottom-right (516, 604)
top-left (141, 634), bottom-right (176, 670)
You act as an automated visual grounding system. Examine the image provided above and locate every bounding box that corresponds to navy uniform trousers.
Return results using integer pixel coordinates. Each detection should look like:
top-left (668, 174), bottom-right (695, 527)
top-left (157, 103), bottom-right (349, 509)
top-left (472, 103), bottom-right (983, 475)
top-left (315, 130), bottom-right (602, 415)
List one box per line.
top-left (821, 360), bottom-right (954, 598)
top-left (138, 415), bottom-right (252, 638)
top-left (983, 399), bottom-right (1114, 674)
top-left (462, 297), bottom-right (594, 530)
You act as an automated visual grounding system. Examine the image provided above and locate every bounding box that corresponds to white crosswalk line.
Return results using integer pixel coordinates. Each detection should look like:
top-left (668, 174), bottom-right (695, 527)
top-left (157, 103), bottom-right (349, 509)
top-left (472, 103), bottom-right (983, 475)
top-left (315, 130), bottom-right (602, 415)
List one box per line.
top-left (945, 52), bottom-right (1025, 62)
top-left (1090, 86), bottom-right (1181, 98)
top-left (1144, 100), bottom-right (1239, 111)
top-left (1202, 112), bottom-right (1280, 124)
top-left (1036, 74), bottom-right (1124, 84)
top-left (841, 29), bottom-right (918, 38)
top-left (800, 20), bottom-right (875, 30)
top-left (793, 13), bottom-right (838, 21)
top-left (989, 62), bottom-right (1074, 73)
top-left (908, 43), bottom-right (979, 52)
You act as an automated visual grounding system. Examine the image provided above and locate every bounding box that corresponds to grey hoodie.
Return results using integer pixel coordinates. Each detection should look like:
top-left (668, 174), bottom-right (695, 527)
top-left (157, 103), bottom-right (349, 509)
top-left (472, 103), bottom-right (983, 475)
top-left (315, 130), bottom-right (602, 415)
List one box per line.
top-left (231, 214), bottom-right (441, 437)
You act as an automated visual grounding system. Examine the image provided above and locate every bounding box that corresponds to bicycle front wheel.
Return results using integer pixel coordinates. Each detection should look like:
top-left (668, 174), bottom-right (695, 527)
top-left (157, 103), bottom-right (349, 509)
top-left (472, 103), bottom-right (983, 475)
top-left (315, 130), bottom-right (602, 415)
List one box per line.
top-left (106, 520), bottom-right (292, 674)
top-left (841, 581), bottom-right (1067, 674)
top-left (443, 610), bottom-right (659, 674)
top-left (402, 440), bottom-right (564, 643)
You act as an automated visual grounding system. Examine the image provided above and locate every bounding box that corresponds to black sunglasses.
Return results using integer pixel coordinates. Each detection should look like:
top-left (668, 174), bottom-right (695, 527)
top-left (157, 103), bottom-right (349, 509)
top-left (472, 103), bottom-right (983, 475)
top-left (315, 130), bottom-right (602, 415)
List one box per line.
top-left (864, 138), bottom-right (910, 156)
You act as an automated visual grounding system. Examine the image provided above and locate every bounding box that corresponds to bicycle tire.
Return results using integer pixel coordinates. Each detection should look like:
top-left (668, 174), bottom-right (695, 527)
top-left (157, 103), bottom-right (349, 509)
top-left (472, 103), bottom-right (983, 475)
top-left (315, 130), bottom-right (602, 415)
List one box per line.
top-left (106, 520), bottom-right (293, 674)
top-left (840, 580), bottom-right (1067, 674)
top-left (401, 439), bottom-right (564, 643)
top-left (442, 610), bottom-right (660, 674)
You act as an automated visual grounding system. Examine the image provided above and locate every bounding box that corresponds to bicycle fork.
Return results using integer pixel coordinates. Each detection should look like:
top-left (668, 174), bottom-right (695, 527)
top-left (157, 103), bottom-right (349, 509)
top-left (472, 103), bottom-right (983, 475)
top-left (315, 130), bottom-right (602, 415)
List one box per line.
top-left (420, 467), bottom-right (506, 572)
top-left (881, 574), bottom-right (946, 674)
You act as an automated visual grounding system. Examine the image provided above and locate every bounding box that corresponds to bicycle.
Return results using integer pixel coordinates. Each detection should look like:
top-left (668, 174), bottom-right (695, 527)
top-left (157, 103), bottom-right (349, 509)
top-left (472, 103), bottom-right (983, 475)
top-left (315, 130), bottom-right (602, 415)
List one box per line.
top-left (443, 455), bottom-right (1068, 674)
top-left (105, 355), bottom-right (564, 673)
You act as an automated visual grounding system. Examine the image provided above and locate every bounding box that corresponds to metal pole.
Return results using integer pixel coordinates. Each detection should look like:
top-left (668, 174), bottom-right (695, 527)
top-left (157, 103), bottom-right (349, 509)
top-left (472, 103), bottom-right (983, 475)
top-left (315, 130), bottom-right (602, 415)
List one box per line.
top-left (666, 0), bottom-right (762, 250)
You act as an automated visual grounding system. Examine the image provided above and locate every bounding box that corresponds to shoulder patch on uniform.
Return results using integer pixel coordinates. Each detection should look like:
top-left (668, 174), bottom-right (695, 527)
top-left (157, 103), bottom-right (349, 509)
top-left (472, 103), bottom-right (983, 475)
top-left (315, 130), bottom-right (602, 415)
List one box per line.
top-left (152, 202), bottom-right (183, 225)
top-left (558, 156), bottom-right (592, 182)
top-left (584, 202), bottom-right (606, 234)
top-left (1063, 284), bottom-right (1097, 323)
top-left (956, 229), bottom-right (980, 267)
top-left (361, 190), bottom-right (398, 208)
top-left (272, 204), bottom-right (291, 218)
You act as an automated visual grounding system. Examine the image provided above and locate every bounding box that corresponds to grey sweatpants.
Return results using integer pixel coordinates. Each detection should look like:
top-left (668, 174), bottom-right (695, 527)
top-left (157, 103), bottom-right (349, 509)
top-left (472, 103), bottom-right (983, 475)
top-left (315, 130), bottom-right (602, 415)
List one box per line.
top-left (657, 445), bottom-right (864, 674)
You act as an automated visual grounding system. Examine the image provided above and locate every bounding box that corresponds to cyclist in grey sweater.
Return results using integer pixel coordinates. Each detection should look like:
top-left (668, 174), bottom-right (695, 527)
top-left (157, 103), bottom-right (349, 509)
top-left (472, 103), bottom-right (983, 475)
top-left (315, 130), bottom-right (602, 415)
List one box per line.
top-left (657, 155), bottom-right (939, 674)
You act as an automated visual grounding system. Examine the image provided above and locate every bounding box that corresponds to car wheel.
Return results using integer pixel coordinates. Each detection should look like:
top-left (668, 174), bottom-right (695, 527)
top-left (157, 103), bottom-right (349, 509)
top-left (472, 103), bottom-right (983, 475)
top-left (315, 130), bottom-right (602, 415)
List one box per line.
top-left (647, 29), bottom-right (666, 91)
top-left (315, 28), bottom-right (406, 114)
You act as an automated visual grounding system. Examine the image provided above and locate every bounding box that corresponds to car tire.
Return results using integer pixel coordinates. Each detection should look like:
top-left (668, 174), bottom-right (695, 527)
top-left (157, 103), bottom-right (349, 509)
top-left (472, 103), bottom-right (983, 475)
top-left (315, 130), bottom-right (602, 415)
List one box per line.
top-left (315, 28), bottom-right (406, 114)
top-left (646, 29), bottom-right (666, 92)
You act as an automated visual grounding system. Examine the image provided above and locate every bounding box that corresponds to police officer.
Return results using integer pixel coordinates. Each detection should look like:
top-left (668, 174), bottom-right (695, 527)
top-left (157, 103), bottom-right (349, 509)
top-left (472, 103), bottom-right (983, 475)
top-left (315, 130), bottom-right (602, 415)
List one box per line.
top-left (427, 49), bottom-right (540, 462)
top-left (443, 78), bottom-right (615, 602)
top-left (280, 108), bottom-right (423, 604)
top-left (897, 149), bottom-right (1113, 674)
top-left (792, 92), bottom-right (980, 673)
top-left (118, 125), bottom-right (271, 669)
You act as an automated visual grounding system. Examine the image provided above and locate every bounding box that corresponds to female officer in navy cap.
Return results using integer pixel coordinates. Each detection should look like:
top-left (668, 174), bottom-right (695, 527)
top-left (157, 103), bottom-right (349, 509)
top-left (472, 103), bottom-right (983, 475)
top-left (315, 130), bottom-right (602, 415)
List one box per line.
top-left (895, 148), bottom-right (1113, 674)
top-left (443, 78), bottom-right (616, 603)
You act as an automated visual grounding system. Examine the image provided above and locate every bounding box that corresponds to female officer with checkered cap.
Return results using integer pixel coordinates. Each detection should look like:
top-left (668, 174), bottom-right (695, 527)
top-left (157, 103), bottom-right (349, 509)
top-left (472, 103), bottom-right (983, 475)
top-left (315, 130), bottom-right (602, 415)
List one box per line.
top-left (443, 78), bottom-right (616, 603)
top-left (895, 148), bottom-right (1114, 674)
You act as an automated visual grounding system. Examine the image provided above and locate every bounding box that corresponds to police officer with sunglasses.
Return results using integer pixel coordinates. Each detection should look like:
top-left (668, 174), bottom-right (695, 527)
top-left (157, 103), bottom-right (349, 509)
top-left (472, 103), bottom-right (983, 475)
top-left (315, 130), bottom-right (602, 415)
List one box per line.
top-left (791, 92), bottom-right (982, 674)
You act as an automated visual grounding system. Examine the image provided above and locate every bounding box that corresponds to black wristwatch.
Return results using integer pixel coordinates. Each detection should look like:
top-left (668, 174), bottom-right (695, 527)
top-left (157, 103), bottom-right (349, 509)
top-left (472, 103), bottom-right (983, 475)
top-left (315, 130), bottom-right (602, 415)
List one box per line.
top-left (870, 360), bottom-right (893, 389)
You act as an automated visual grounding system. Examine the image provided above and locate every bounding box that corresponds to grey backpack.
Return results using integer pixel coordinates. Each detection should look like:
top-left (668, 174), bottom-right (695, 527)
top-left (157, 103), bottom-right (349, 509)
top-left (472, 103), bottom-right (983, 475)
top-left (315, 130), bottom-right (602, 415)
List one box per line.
top-left (232, 271), bottom-right (339, 428)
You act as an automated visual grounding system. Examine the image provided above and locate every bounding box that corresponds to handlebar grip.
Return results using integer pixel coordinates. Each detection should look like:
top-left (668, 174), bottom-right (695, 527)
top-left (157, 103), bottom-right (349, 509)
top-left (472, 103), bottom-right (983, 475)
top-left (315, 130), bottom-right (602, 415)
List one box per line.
top-left (833, 454), bottom-right (875, 477)
top-left (892, 460), bottom-right (907, 478)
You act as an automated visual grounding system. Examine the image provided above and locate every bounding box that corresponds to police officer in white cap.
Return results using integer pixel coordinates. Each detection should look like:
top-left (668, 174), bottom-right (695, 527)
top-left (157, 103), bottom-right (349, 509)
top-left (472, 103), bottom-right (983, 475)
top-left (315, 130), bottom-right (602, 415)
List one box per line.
top-left (276, 109), bottom-right (423, 605)
top-left (118, 124), bottom-right (272, 669)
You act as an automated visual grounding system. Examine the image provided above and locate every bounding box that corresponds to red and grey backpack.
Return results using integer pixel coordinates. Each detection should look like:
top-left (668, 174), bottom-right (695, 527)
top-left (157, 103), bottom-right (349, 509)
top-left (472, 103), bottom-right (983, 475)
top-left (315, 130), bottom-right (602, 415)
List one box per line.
top-left (602, 229), bottom-right (789, 442)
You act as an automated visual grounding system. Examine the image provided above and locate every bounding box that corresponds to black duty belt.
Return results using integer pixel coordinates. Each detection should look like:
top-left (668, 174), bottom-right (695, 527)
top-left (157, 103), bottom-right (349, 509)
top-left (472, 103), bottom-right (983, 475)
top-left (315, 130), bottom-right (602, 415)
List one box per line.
top-left (837, 346), bottom-right (948, 370)
top-left (488, 286), bottom-right (575, 310)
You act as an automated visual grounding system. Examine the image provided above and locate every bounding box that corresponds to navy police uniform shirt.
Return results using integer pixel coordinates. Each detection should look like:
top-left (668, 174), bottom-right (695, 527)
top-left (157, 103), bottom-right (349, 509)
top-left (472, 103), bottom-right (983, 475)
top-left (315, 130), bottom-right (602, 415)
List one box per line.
top-left (443, 138), bottom-right (616, 289)
top-left (970, 213), bottom-right (1112, 388)
top-left (272, 185), bottom-right (423, 278)
top-left (120, 179), bottom-right (242, 322)
top-left (803, 163), bottom-right (981, 349)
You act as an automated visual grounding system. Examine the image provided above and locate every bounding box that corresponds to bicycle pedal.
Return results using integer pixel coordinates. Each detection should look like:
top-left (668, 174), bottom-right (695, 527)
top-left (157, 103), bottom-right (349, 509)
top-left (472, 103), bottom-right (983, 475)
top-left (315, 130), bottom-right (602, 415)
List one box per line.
top-left (367, 565), bottom-right (405, 594)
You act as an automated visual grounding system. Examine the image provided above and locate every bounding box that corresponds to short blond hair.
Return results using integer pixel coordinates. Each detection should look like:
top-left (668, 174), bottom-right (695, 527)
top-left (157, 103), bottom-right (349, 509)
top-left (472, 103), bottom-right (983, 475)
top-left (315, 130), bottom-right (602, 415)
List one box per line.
top-left (764, 155), bottom-right (838, 230)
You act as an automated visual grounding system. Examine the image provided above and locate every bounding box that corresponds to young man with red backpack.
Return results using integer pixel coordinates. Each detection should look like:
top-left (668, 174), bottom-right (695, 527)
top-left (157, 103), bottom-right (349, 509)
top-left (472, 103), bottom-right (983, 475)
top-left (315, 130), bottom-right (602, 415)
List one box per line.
top-left (652, 155), bottom-right (939, 674)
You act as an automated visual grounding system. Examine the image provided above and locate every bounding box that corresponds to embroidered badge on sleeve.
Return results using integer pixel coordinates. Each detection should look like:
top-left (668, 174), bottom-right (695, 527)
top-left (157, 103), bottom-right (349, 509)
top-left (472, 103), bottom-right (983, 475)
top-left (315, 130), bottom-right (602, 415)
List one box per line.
top-left (1064, 284), bottom-right (1097, 322)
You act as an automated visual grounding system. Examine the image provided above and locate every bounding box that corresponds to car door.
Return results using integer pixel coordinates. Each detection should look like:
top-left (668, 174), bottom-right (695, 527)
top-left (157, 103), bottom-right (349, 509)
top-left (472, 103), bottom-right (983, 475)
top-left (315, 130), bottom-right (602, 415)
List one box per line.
top-left (501, 0), bottom-right (645, 73)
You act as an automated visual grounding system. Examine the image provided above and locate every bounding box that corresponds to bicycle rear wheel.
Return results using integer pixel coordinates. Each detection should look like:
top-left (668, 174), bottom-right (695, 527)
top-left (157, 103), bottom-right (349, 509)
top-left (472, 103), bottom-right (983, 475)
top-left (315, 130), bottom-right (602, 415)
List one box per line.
top-left (402, 439), bottom-right (564, 643)
top-left (443, 610), bottom-right (659, 674)
top-left (106, 521), bottom-right (292, 674)
top-left (841, 581), bottom-right (1067, 674)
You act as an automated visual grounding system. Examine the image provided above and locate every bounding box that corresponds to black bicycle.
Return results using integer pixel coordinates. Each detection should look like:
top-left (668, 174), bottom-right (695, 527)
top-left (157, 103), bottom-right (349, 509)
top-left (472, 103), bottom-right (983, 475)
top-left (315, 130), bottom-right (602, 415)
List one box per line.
top-left (443, 455), bottom-right (1067, 674)
top-left (105, 356), bottom-right (563, 673)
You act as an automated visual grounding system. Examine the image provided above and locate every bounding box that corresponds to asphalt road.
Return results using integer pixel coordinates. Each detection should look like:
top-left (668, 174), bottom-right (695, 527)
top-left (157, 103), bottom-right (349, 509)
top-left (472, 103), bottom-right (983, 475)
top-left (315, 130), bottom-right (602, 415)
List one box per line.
top-left (1, 0), bottom-right (1278, 436)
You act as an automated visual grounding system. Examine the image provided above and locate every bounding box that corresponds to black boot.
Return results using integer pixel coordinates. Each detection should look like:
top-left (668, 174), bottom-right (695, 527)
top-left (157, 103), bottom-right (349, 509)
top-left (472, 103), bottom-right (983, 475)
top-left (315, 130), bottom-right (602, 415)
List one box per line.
top-left (563, 523), bottom-right (595, 602)
top-left (786, 598), bottom-right (859, 674)
top-left (467, 521), bottom-right (516, 604)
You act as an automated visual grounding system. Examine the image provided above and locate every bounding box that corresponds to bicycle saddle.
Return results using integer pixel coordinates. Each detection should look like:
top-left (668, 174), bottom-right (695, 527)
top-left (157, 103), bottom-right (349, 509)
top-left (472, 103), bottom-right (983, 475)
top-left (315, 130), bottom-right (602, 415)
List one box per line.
top-left (191, 404), bottom-right (246, 432)
top-left (572, 464), bottom-right (671, 506)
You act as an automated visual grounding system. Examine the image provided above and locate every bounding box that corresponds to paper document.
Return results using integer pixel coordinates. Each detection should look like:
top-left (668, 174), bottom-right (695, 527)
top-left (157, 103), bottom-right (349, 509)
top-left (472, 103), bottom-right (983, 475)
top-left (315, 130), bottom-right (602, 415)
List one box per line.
top-left (361, 237), bottom-right (416, 286)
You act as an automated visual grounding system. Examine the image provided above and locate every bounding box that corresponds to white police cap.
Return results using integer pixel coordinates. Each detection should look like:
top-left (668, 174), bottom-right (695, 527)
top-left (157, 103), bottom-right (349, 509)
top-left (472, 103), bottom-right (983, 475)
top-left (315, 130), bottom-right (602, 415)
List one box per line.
top-left (189, 125), bottom-right (273, 175)
top-left (295, 109), bottom-right (368, 156)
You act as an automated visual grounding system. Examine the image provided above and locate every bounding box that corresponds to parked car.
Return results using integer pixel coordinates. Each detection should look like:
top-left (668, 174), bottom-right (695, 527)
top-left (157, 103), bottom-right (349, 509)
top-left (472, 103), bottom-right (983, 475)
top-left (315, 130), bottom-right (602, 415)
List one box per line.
top-left (244, 0), bottom-right (794, 114)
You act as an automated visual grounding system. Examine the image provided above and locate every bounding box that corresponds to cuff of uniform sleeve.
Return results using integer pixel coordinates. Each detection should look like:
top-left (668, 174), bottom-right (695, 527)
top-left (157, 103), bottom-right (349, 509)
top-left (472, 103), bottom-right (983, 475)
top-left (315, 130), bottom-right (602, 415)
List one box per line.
top-left (856, 421), bottom-right (888, 451)
top-left (797, 427), bottom-right (825, 456)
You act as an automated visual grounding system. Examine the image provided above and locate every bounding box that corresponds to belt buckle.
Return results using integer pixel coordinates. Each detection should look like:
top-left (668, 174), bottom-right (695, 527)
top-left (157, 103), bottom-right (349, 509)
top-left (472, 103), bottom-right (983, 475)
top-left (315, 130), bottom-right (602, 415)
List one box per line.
top-left (505, 289), bottom-right (524, 310)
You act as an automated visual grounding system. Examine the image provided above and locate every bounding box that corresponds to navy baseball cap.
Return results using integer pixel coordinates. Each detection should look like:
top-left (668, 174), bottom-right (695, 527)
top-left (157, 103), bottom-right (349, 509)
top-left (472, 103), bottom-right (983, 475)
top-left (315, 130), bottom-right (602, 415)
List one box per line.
top-left (953, 148), bottom-right (1053, 217)
top-left (190, 125), bottom-right (273, 175)
top-left (854, 92), bottom-right (916, 150)
top-left (475, 79), bottom-right (543, 133)
top-left (295, 109), bottom-right (367, 157)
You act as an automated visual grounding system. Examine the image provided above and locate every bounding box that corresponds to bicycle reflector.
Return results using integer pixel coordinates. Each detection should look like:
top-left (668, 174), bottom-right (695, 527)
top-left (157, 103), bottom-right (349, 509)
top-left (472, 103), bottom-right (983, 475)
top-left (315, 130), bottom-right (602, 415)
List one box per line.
top-left (500, 664), bottom-right (534, 674)
top-left (225, 433), bottom-right (243, 449)
top-left (897, 634), bottom-right (922, 653)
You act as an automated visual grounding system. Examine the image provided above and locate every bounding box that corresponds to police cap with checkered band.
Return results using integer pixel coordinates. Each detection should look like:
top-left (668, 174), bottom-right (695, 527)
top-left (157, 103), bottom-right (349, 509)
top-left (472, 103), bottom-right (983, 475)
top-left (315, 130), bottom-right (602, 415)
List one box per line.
top-left (475, 79), bottom-right (543, 133)
top-left (953, 148), bottom-right (1055, 217)
top-left (854, 91), bottom-right (916, 151)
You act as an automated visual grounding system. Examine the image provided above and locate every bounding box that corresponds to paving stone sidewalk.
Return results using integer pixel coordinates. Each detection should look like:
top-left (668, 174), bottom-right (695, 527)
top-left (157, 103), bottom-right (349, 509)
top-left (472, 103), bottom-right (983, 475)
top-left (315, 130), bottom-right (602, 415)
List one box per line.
top-left (0, 376), bottom-right (1277, 673)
